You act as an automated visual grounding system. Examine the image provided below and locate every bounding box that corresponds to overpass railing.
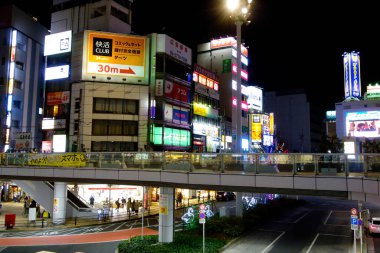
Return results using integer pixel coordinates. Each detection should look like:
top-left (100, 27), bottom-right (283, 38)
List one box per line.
top-left (1, 152), bottom-right (380, 177)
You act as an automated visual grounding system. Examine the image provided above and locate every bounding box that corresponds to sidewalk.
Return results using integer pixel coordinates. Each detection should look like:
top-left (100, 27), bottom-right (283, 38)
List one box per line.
top-left (0, 197), bottom-right (213, 231)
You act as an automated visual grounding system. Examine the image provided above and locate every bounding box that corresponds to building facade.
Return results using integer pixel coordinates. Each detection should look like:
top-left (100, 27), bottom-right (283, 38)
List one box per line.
top-left (0, 4), bottom-right (48, 152)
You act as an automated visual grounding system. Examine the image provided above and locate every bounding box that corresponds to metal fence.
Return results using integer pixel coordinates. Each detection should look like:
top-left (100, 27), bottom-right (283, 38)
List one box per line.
top-left (2, 152), bottom-right (380, 177)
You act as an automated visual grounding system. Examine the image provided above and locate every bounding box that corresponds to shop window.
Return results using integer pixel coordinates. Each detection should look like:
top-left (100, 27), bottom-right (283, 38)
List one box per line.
top-left (13, 100), bottom-right (21, 109)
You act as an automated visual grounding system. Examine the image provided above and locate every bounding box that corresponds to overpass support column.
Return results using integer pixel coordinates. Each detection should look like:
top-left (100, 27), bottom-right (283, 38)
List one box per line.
top-left (159, 187), bottom-right (174, 243)
top-left (236, 192), bottom-right (243, 217)
top-left (52, 182), bottom-right (67, 225)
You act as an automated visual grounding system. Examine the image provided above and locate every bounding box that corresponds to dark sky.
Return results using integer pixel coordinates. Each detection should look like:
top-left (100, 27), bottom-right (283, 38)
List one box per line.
top-left (131, 0), bottom-right (380, 112)
top-left (9, 0), bottom-right (380, 112)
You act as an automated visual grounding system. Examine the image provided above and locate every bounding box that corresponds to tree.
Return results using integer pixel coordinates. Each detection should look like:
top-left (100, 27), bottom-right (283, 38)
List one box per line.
top-left (362, 138), bottom-right (380, 153)
top-left (318, 134), bottom-right (342, 153)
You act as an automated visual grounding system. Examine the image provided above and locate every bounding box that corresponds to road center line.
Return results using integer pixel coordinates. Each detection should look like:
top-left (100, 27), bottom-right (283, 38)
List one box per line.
top-left (260, 231), bottom-right (285, 253)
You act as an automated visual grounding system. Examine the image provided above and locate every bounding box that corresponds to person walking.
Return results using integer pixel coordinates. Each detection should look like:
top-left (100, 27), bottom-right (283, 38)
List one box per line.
top-left (115, 198), bottom-right (120, 212)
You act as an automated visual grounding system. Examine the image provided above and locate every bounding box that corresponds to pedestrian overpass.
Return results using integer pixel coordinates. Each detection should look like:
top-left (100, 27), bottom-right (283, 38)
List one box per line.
top-left (2, 152), bottom-right (380, 242)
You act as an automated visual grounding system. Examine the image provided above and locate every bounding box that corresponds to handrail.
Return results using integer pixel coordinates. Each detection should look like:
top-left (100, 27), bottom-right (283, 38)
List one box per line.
top-left (1, 152), bottom-right (380, 178)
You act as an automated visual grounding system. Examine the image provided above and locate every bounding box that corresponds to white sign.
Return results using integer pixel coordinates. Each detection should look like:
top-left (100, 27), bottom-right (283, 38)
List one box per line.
top-left (45, 65), bottom-right (70, 80)
top-left (156, 79), bottom-right (163, 96)
top-left (157, 34), bottom-right (192, 66)
top-left (246, 86), bottom-right (263, 112)
top-left (42, 118), bottom-right (66, 129)
top-left (44, 30), bottom-right (72, 56)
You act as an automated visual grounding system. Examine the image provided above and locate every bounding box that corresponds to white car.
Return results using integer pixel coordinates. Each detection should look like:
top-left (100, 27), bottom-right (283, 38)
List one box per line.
top-left (368, 217), bottom-right (380, 235)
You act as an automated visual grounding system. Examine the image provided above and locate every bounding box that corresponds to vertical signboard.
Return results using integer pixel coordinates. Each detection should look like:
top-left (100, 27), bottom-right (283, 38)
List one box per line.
top-left (343, 51), bottom-right (361, 100)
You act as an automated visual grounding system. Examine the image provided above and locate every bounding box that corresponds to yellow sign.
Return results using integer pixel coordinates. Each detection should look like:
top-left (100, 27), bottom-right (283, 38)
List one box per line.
top-left (27, 153), bottom-right (86, 167)
top-left (159, 207), bottom-right (168, 215)
top-left (87, 31), bottom-right (146, 77)
top-left (159, 194), bottom-right (168, 215)
top-left (193, 103), bottom-right (208, 117)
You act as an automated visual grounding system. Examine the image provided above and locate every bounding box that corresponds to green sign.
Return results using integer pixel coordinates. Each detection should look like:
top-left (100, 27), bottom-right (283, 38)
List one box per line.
top-left (222, 59), bottom-right (232, 73)
top-left (151, 125), bottom-right (190, 146)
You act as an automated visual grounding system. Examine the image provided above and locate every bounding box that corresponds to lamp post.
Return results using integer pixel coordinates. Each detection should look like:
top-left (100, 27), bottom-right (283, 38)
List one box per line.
top-left (226, 0), bottom-right (252, 153)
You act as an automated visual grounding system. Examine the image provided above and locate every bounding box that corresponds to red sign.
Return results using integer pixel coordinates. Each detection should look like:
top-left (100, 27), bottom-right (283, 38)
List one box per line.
top-left (47, 91), bottom-right (70, 105)
top-left (165, 80), bottom-right (190, 103)
top-left (350, 208), bottom-right (358, 216)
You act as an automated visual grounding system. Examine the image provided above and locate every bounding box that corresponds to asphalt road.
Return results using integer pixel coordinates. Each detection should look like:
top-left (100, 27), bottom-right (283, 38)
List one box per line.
top-left (222, 196), bottom-right (379, 253)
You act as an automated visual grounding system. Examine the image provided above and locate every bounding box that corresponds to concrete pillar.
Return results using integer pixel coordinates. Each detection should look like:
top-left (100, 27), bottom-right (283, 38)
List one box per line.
top-left (53, 182), bottom-right (67, 225)
top-left (159, 187), bottom-right (174, 243)
top-left (236, 192), bottom-right (243, 217)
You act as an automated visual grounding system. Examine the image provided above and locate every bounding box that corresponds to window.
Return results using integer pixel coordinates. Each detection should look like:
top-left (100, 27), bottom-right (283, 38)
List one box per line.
top-left (91, 141), bottom-right (137, 152)
top-left (15, 61), bottom-right (24, 70)
top-left (91, 6), bottom-right (106, 18)
top-left (93, 98), bottom-right (138, 114)
top-left (12, 120), bottom-right (19, 128)
top-left (13, 100), bottom-right (21, 109)
top-left (92, 120), bottom-right (138, 136)
top-left (14, 80), bottom-right (22, 89)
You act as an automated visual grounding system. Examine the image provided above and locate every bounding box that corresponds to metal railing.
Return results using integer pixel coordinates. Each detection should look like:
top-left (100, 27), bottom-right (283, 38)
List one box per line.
top-left (1, 152), bottom-right (380, 177)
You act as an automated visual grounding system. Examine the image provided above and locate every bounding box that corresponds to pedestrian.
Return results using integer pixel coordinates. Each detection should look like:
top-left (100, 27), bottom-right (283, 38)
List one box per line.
top-left (89, 195), bottom-right (95, 207)
top-left (176, 192), bottom-right (183, 207)
top-left (127, 198), bottom-right (132, 215)
top-left (121, 197), bottom-right (126, 209)
top-left (115, 198), bottom-right (120, 212)
top-left (131, 199), bottom-right (136, 214)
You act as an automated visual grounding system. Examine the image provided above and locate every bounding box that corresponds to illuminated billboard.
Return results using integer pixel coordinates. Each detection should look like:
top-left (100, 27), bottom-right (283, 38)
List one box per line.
top-left (157, 34), bottom-right (192, 66)
top-left (47, 91), bottom-right (70, 105)
top-left (193, 103), bottom-right (218, 119)
top-left (251, 114), bottom-right (262, 142)
top-left (45, 65), bottom-right (69, 80)
top-left (151, 125), bottom-right (190, 147)
top-left (246, 86), bottom-right (263, 112)
top-left (164, 104), bottom-right (189, 125)
top-left (82, 30), bottom-right (149, 84)
top-left (345, 111), bottom-right (380, 138)
top-left (165, 80), bottom-right (190, 103)
top-left (44, 30), bottom-right (72, 56)
top-left (343, 52), bottom-right (361, 100)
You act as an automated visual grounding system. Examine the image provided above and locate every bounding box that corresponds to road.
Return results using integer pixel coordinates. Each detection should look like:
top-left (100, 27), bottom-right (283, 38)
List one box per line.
top-left (222, 196), bottom-right (380, 253)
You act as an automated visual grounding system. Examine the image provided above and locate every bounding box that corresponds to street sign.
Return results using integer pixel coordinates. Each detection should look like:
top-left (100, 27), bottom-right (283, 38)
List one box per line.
top-left (199, 204), bottom-right (205, 211)
top-left (199, 212), bottom-right (205, 224)
top-left (350, 208), bottom-right (358, 216)
top-left (351, 217), bottom-right (358, 230)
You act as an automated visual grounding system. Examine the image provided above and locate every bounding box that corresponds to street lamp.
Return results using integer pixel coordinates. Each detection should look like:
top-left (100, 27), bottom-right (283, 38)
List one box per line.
top-left (226, 0), bottom-right (252, 153)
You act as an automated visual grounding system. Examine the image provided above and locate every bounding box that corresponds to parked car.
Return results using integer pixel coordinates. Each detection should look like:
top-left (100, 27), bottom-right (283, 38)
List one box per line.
top-left (368, 217), bottom-right (380, 235)
top-left (216, 191), bottom-right (235, 201)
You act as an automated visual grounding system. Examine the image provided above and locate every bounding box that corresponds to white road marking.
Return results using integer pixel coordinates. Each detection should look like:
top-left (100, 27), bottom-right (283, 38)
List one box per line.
top-left (260, 231), bottom-right (285, 253)
top-left (114, 222), bottom-right (127, 231)
top-left (324, 210), bottom-right (333, 225)
top-left (294, 210), bottom-right (311, 223)
top-left (305, 233), bottom-right (319, 253)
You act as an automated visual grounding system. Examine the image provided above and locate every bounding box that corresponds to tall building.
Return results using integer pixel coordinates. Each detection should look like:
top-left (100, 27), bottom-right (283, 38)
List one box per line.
top-left (42, 0), bottom-right (148, 152)
top-left (0, 4), bottom-right (48, 152)
top-left (264, 90), bottom-right (313, 153)
top-left (148, 34), bottom-right (192, 151)
top-left (192, 64), bottom-right (220, 153)
top-left (197, 37), bottom-right (250, 152)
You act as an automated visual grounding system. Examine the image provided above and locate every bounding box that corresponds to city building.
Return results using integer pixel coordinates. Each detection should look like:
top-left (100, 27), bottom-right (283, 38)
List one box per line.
top-left (264, 90), bottom-right (317, 153)
top-left (192, 63), bottom-right (220, 153)
top-left (0, 4), bottom-right (48, 152)
top-left (147, 33), bottom-right (192, 152)
top-left (43, 0), bottom-right (148, 152)
top-left (197, 37), bottom-right (249, 152)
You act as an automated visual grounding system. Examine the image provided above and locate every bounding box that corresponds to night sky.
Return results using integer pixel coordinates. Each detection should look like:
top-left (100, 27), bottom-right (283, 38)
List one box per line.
top-left (7, 0), bottom-right (380, 113)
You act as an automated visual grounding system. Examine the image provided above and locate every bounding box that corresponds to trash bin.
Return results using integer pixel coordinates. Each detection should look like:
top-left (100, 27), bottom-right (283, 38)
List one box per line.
top-left (5, 213), bottom-right (16, 229)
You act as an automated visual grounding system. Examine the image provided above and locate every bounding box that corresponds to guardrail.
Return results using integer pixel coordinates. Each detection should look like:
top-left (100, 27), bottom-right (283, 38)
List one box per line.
top-left (1, 152), bottom-right (380, 177)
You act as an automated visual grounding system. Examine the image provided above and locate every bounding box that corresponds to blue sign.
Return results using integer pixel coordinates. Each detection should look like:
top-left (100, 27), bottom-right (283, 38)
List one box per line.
top-left (351, 217), bottom-right (358, 225)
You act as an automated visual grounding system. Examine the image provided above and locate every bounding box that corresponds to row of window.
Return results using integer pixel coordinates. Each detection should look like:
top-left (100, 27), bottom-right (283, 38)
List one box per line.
top-left (193, 94), bottom-right (219, 109)
top-left (92, 141), bottom-right (137, 152)
top-left (93, 97), bottom-right (139, 115)
top-left (92, 119), bottom-right (138, 136)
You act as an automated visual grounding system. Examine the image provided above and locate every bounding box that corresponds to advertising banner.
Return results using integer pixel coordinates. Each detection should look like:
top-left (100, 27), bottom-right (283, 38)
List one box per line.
top-left (172, 106), bottom-right (189, 125)
top-left (47, 91), bottom-right (70, 105)
top-left (350, 53), bottom-right (361, 98)
top-left (165, 80), bottom-right (190, 103)
top-left (343, 54), bottom-right (350, 99)
top-left (157, 34), bottom-right (192, 65)
top-left (193, 103), bottom-right (218, 119)
top-left (15, 132), bottom-right (31, 150)
top-left (44, 30), bottom-right (72, 56)
top-left (45, 65), bottom-right (69, 80)
top-left (251, 114), bottom-right (262, 142)
top-left (83, 31), bottom-right (148, 84)
top-left (27, 153), bottom-right (86, 167)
